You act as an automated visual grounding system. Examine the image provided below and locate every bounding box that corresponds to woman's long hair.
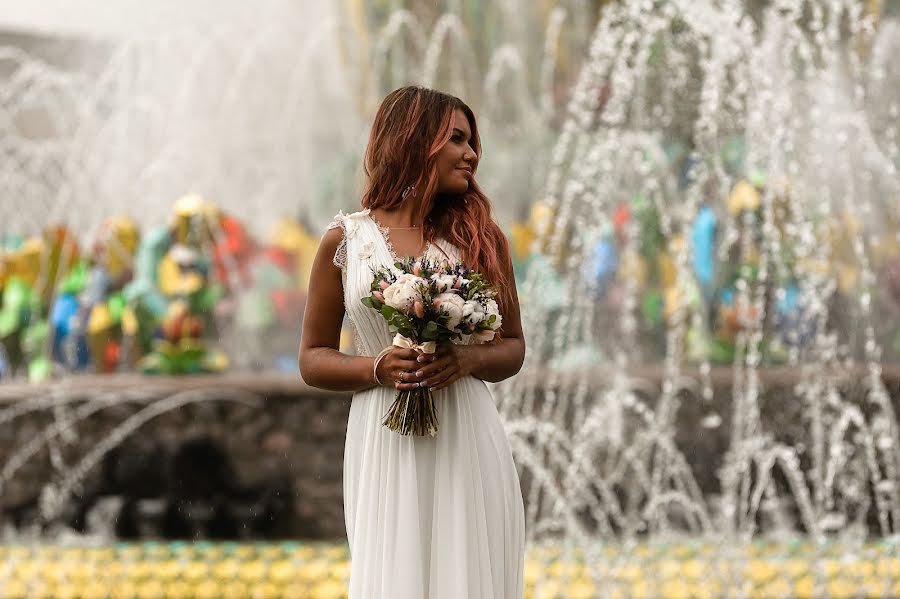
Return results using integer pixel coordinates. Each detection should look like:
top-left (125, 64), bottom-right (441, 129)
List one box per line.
top-left (361, 86), bottom-right (514, 321)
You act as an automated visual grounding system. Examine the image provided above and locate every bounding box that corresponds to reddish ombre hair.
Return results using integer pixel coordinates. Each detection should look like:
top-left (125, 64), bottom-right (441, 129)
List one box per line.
top-left (361, 86), bottom-right (514, 322)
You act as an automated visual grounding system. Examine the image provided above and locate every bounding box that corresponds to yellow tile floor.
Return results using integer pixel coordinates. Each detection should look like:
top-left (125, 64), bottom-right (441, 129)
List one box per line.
top-left (0, 540), bottom-right (898, 599)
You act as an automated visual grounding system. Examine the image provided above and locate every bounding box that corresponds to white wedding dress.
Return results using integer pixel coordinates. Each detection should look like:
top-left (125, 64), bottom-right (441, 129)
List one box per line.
top-left (328, 208), bottom-right (525, 599)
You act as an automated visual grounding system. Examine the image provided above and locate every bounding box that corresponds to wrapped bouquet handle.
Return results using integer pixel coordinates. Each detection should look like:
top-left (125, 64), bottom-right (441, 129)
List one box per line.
top-left (382, 334), bottom-right (440, 436)
top-left (391, 333), bottom-right (436, 355)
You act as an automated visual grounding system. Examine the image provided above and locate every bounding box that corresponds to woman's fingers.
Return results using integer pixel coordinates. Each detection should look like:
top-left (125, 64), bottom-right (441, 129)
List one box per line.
top-left (412, 356), bottom-right (452, 379)
top-left (414, 346), bottom-right (463, 389)
top-left (394, 359), bottom-right (420, 373)
top-left (394, 380), bottom-right (421, 391)
top-left (423, 365), bottom-right (459, 391)
top-left (394, 364), bottom-right (427, 390)
top-left (391, 364), bottom-right (459, 391)
top-left (392, 348), bottom-right (418, 362)
top-left (387, 350), bottom-right (419, 371)
top-left (422, 362), bottom-right (459, 389)
top-left (381, 347), bottom-right (459, 390)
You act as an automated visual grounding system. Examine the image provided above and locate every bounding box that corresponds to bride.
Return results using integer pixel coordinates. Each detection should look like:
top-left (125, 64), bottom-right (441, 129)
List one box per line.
top-left (298, 85), bottom-right (526, 598)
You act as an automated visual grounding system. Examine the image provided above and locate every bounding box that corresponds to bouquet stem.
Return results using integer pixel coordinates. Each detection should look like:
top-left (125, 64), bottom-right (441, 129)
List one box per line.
top-left (382, 386), bottom-right (439, 436)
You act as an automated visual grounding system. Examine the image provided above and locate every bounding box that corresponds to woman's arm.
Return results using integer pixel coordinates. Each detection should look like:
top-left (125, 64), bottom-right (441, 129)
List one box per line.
top-left (297, 227), bottom-right (375, 392)
top-left (298, 226), bottom-right (421, 392)
top-left (400, 238), bottom-right (526, 391)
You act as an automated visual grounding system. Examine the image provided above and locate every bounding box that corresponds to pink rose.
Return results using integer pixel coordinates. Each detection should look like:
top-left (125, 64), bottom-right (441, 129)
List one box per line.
top-left (383, 273), bottom-right (427, 313)
top-left (378, 280), bottom-right (390, 290)
top-left (413, 300), bottom-right (425, 319)
top-left (374, 291), bottom-right (385, 302)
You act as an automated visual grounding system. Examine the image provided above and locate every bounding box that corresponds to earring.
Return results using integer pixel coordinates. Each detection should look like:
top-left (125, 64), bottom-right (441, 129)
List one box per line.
top-left (401, 185), bottom-right (416, 200)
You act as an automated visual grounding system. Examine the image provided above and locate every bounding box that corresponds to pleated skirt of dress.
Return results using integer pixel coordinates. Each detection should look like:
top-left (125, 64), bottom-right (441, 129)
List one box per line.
top-left (342, 375), bottom-right (526, 599)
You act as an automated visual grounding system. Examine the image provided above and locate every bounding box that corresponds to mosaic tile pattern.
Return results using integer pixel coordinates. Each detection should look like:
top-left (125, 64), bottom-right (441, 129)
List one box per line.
top-left (1, 540), bottom-right (899, 599)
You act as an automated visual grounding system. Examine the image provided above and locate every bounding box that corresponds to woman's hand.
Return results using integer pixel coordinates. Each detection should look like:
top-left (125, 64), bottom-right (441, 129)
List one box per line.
top-left (375, 347), bottom-right (421, 388)
top-left (394, 343), bottom-right (474, 392)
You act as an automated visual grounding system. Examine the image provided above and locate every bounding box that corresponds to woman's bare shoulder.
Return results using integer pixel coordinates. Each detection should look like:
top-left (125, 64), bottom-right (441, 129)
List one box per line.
top-left (319, 225), bottom-right (343, 251)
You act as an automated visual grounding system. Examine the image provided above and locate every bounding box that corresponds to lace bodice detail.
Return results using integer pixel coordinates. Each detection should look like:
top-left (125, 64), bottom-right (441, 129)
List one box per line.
top-left (326, 213), bottom-right (350, 272)
top-left (326, 208), bottom-right (463, 357)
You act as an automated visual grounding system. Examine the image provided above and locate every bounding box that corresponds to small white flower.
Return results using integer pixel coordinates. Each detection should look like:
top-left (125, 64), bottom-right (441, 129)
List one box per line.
top-left (484, 298), bottom-right (502, 330)
top-left (462, 300), bottom-right (485, 326)
top-left (435, 292), bottom-right (466, 329)
top-left (431, 273), bottom-right (456, 293)
top-left (383, 273), bottom-right (426, 313)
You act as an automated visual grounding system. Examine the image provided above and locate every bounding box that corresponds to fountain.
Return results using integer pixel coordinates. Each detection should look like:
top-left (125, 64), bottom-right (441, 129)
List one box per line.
top-left (1, 0), bottom-right (900, 597)
top-left (0, 1), bottom-right (598, 377)
top-left (491, 0), bottom-right (900, 593)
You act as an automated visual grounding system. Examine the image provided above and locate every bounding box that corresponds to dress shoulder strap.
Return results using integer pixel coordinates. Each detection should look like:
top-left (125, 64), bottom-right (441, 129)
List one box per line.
top-left (326, 208), bottom-right (371, 271)
top-left (326, 211), bottom-right (349, 272)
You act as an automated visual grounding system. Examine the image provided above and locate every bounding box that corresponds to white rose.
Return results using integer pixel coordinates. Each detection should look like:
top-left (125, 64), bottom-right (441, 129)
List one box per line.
top-left (484, 299), bottom-right (502, 330)
top-left (383, 273), bottom-right (426, 313)
top-left (435, 292), bottom-right (466, 329)
top-left (462, 300), bottom-right (485, 327)
top-left (431, 273), bottom-right (456, 293)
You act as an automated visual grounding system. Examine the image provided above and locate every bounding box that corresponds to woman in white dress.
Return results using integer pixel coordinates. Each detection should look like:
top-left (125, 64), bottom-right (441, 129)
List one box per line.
top-left (298, 86), bottom-right (526, 599)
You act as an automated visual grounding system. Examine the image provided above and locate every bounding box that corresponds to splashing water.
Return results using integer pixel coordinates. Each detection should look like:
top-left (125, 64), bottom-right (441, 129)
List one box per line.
top-left (496, 0), bottom-right (900, 553)
top-left (1, 2), bottom-right (900, 594)
top-left (2, 2), bottom-right (596, 241)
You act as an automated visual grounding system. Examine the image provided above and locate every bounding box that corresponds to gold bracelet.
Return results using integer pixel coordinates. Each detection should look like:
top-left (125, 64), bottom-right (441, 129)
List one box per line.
top-left (372, 346), bottom-right (393, 385)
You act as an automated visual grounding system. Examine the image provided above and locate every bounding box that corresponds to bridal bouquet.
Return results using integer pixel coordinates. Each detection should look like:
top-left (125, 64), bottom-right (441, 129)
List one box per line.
top-left (361, 256), bottom-right (503, 436)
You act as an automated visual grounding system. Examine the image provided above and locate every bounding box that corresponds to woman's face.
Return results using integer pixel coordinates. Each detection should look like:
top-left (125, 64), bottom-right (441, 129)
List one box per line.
top-left (434, 109), bottom-right (477, 195)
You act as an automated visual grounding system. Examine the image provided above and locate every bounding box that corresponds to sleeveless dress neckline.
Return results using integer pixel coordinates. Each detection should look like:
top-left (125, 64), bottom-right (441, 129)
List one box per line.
top-left (364, 211), bottom-right (433, 264)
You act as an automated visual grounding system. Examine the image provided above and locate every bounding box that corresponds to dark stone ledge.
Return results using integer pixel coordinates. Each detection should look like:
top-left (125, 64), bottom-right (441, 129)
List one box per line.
top-left (2, 363), bottom-right (899, 402)
top-left (1, 366), bottom-right (898, 541)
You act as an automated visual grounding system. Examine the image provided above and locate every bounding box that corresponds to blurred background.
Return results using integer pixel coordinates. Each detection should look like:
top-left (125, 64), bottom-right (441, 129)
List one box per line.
top-left (1, 0), bottom-right (899, 597)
